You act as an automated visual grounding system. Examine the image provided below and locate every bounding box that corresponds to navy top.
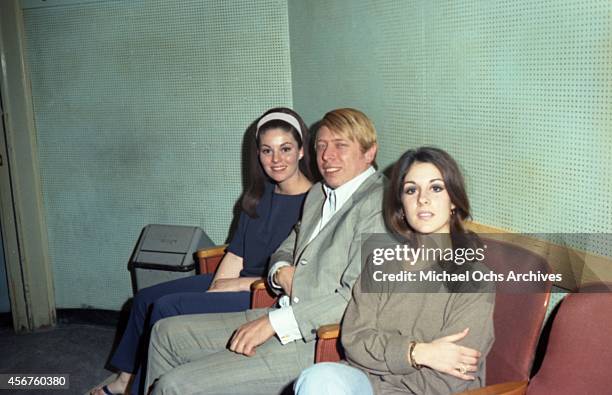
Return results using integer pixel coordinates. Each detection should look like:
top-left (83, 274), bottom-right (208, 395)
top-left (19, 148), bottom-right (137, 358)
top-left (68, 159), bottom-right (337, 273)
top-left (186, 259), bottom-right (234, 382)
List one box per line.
top-left (227, 182), bottom-right (307, 277)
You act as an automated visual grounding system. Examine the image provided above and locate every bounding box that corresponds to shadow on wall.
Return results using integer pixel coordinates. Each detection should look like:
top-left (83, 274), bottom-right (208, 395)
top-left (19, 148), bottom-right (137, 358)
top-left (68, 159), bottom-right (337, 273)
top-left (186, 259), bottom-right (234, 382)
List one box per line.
top-left (0, 222), bottom-right (11, 313)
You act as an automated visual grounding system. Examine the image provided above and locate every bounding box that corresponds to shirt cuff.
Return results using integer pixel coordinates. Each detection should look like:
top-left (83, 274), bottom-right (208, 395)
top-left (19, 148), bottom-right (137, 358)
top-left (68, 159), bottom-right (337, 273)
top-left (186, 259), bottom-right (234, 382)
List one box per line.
top-left (269, 306), bottom-right (302, 344)
top-left (268, 261), bottom-right (291, 290)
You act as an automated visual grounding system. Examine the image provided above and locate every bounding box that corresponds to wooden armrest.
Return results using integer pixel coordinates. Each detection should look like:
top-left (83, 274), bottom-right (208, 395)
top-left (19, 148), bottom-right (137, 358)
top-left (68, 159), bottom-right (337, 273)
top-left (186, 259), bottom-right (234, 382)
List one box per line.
top-left (317, 323), bottom-right (340, 339)
top-left (197, 244), bottom-right (227, 274)
top-left (315, 323), bottom-right (343, 363)
top-left (196, 244), bottom-right (228, 259)
top-left (455, 381), bottom-right (527, 395)
top-left (250, 279), bottom-right (267, 291)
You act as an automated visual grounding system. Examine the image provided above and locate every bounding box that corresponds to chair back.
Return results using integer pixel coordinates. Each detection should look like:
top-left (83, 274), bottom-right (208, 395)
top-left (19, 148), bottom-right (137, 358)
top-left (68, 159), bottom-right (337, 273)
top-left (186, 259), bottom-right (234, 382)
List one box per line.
top-left (527, 289), bottom-right (612, 394)
top-left (481, 238), bottom-right (552, 385)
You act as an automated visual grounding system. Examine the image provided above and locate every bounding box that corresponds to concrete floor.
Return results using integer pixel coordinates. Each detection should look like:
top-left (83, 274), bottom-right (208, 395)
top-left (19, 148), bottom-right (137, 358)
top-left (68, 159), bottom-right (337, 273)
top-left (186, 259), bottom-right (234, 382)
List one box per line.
top-left (0, 322), bottom-right (117, 395)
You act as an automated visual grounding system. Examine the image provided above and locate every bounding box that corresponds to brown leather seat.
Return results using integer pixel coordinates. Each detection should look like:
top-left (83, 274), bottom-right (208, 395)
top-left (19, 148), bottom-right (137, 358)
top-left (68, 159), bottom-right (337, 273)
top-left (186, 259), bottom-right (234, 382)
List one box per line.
top-left (463, 283), bottom-right (612, 395)
top-left (526, 288), bottom-right (612, 394)
top-left (480, 238), bottom-right (552, 385)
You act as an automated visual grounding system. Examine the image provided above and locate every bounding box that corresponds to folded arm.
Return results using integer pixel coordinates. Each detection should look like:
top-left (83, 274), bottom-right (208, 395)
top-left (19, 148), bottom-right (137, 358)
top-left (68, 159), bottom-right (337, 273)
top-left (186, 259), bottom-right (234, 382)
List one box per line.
top-left (342, 279), bottom-right (495, 394)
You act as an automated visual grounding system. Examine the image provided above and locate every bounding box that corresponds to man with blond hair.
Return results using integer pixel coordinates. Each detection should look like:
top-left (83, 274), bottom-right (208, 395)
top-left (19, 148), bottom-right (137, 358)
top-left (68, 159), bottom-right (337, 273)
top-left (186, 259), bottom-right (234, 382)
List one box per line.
top-left (145, 108), bottom-right (387, 394)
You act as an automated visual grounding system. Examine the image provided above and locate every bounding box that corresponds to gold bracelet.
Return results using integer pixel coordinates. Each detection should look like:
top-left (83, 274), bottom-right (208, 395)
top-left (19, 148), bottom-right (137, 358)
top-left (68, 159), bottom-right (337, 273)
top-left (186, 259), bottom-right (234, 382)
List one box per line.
top-left (409, 341), bottom-right (422, 370)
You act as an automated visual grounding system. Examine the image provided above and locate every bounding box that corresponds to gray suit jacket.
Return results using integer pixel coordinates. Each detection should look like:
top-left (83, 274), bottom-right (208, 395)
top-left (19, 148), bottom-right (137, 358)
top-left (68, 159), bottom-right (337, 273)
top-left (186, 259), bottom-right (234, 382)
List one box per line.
top-left (267, 171), bottom-right (387, 342)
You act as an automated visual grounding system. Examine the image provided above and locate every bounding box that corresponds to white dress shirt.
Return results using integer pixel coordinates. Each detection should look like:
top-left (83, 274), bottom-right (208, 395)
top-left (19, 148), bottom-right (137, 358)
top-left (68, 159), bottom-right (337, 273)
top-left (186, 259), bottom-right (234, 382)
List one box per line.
top-left (268, 166), bottom-right (376, 344)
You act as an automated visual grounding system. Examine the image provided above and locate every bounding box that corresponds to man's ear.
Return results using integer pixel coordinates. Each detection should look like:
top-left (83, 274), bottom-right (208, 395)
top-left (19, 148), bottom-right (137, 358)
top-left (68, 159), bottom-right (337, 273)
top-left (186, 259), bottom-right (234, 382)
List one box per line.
top-left (365, 144), bottom-right (377, 164)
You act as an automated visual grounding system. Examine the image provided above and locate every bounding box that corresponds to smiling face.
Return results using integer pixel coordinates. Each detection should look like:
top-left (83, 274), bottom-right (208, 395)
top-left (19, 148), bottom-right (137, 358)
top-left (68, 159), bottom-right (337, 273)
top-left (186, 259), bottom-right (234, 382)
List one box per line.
top-left (258, 128), bottom-right (303, 186)
top-left (401, 161), bottom-right (455, 234)
top-left (315, 125), bottom-right (376, 189)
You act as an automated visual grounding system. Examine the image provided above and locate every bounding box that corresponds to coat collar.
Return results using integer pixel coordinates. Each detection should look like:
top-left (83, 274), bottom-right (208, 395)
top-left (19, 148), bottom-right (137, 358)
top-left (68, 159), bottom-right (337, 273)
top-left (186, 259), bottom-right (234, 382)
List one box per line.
top-left (295, 171), bottom-right (384, 258)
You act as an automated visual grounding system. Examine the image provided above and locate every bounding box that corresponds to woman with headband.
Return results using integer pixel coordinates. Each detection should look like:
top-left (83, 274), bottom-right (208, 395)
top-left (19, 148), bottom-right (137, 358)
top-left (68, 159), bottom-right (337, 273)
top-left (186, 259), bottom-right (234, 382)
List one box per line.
top-left (92, 108), bottom-right (313, 395)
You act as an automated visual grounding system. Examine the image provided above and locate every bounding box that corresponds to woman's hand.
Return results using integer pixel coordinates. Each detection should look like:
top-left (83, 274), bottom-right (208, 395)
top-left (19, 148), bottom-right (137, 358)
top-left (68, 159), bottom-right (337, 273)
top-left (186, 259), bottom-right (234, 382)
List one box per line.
top-left (208, 278), bottom-right (249, 292)
top-left (412, 328), bottom-right (481, 380)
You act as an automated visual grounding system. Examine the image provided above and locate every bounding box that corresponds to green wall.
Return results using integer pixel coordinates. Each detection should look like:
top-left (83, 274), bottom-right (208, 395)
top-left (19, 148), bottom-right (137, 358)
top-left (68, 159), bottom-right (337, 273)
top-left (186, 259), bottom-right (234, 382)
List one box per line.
top-left (19, 0), bottom-right (612, 309)
top-left (289, 0), bottom-right (612, 252)
top-left (23, 0), bottom-right (292, 309)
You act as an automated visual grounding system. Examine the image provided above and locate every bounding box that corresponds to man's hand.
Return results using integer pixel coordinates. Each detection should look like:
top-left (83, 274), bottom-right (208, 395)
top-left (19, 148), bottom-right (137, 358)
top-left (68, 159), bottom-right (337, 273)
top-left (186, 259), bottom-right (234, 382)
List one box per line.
top-left (275, 266), bottom-right (295, 295)
top-left (229, 315), bottom-right (275, 356)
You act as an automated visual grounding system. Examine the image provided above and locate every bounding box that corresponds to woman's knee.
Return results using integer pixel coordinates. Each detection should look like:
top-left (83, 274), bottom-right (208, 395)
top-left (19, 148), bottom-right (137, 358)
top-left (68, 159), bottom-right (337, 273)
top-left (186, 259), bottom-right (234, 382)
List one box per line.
top-left (132, 284), bottom-right (163, 314)
top-left (294, 363), bottom-right (372, 395)
top-left (134, 275), bottom-right (211, 312)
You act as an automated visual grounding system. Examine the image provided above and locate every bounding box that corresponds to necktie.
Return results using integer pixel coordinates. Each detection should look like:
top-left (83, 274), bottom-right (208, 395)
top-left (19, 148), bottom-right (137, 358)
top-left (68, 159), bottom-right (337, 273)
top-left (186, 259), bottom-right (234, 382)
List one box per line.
top-left (322, 189), bottom-right (336, 224)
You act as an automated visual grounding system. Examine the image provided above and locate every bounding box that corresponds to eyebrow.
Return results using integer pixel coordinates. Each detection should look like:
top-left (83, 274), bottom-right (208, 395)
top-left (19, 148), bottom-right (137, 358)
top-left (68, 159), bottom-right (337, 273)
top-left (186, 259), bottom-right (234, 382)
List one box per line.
top-left (404, 178), bottom-right (444, 184)
top-left (316, 138), bottom-right (347, 143)
top-left (260, 141), bottom-right (295, 147)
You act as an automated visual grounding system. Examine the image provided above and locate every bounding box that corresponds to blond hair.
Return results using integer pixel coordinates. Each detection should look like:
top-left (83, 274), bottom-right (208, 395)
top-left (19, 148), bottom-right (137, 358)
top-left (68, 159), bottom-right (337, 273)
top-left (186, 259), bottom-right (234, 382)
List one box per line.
top-left (319, 108), bottom-right (378, 153)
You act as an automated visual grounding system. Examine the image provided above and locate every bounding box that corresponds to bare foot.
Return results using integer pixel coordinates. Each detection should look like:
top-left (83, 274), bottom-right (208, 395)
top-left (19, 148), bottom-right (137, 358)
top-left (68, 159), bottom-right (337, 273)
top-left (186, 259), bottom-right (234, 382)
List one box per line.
top-left (91, 372), bottom-right (132, 395)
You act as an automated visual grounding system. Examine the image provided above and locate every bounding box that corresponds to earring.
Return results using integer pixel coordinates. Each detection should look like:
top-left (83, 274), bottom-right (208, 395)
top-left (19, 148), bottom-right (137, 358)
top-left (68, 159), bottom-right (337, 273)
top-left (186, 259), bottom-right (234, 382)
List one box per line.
top-left (451, 208), bottom-right (456, 216)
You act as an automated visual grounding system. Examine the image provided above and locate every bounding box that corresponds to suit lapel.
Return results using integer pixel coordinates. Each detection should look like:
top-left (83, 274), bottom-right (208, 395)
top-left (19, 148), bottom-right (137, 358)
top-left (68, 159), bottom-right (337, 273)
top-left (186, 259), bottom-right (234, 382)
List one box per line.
top-left (294, 184), bottom-right (325, 258)
top-left (295, 172), bottom-right (381, 260)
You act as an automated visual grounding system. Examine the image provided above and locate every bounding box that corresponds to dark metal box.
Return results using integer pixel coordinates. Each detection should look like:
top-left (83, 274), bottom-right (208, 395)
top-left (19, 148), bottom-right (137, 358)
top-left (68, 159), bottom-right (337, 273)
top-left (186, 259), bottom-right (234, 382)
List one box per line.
top-left (128, 224), bottom-right (214, 292)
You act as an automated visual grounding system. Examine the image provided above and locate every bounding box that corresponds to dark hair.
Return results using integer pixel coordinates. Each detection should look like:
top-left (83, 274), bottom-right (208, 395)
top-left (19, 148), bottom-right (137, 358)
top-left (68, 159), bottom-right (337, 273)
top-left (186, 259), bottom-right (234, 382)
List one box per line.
top-left (385, 147), bottom-right (486, 292)
top-left (241, 107), bottom-right (312, 217)
top-left (385, 146), bottom-right (471, 242)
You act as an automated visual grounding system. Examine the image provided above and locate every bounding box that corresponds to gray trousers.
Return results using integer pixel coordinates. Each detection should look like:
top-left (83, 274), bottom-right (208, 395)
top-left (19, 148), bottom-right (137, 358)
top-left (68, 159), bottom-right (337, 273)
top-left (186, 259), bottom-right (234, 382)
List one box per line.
top-left (145, 308), bottom-right (315, 395)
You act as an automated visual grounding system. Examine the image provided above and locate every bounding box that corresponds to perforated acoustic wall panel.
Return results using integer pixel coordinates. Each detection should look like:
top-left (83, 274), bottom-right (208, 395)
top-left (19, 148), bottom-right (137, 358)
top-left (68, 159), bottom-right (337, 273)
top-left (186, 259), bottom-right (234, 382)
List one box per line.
top-left (23, 0), bottom-right (292, 309)
top-left (289, 0), bottom-right (612, 255)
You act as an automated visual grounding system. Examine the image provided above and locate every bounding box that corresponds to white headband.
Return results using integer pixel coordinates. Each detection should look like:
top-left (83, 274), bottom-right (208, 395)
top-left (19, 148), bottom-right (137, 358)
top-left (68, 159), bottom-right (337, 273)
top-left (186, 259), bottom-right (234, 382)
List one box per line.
top-left (256, 112), bottom-right (303, 139)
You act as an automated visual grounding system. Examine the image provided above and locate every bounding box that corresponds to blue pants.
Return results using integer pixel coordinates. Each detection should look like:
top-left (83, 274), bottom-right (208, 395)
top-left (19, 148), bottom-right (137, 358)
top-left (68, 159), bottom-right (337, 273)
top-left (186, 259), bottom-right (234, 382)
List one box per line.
top-left (294, 362), bottom-right (374, 395)
top-left (108, 274), bottom-right (250, 394)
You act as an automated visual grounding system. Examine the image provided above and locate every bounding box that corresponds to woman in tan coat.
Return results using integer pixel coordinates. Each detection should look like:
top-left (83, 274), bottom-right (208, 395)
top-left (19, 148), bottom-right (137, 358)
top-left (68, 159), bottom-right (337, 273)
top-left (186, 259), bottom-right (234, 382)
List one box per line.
top-left (295, 147), bottom-right (495, 395)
